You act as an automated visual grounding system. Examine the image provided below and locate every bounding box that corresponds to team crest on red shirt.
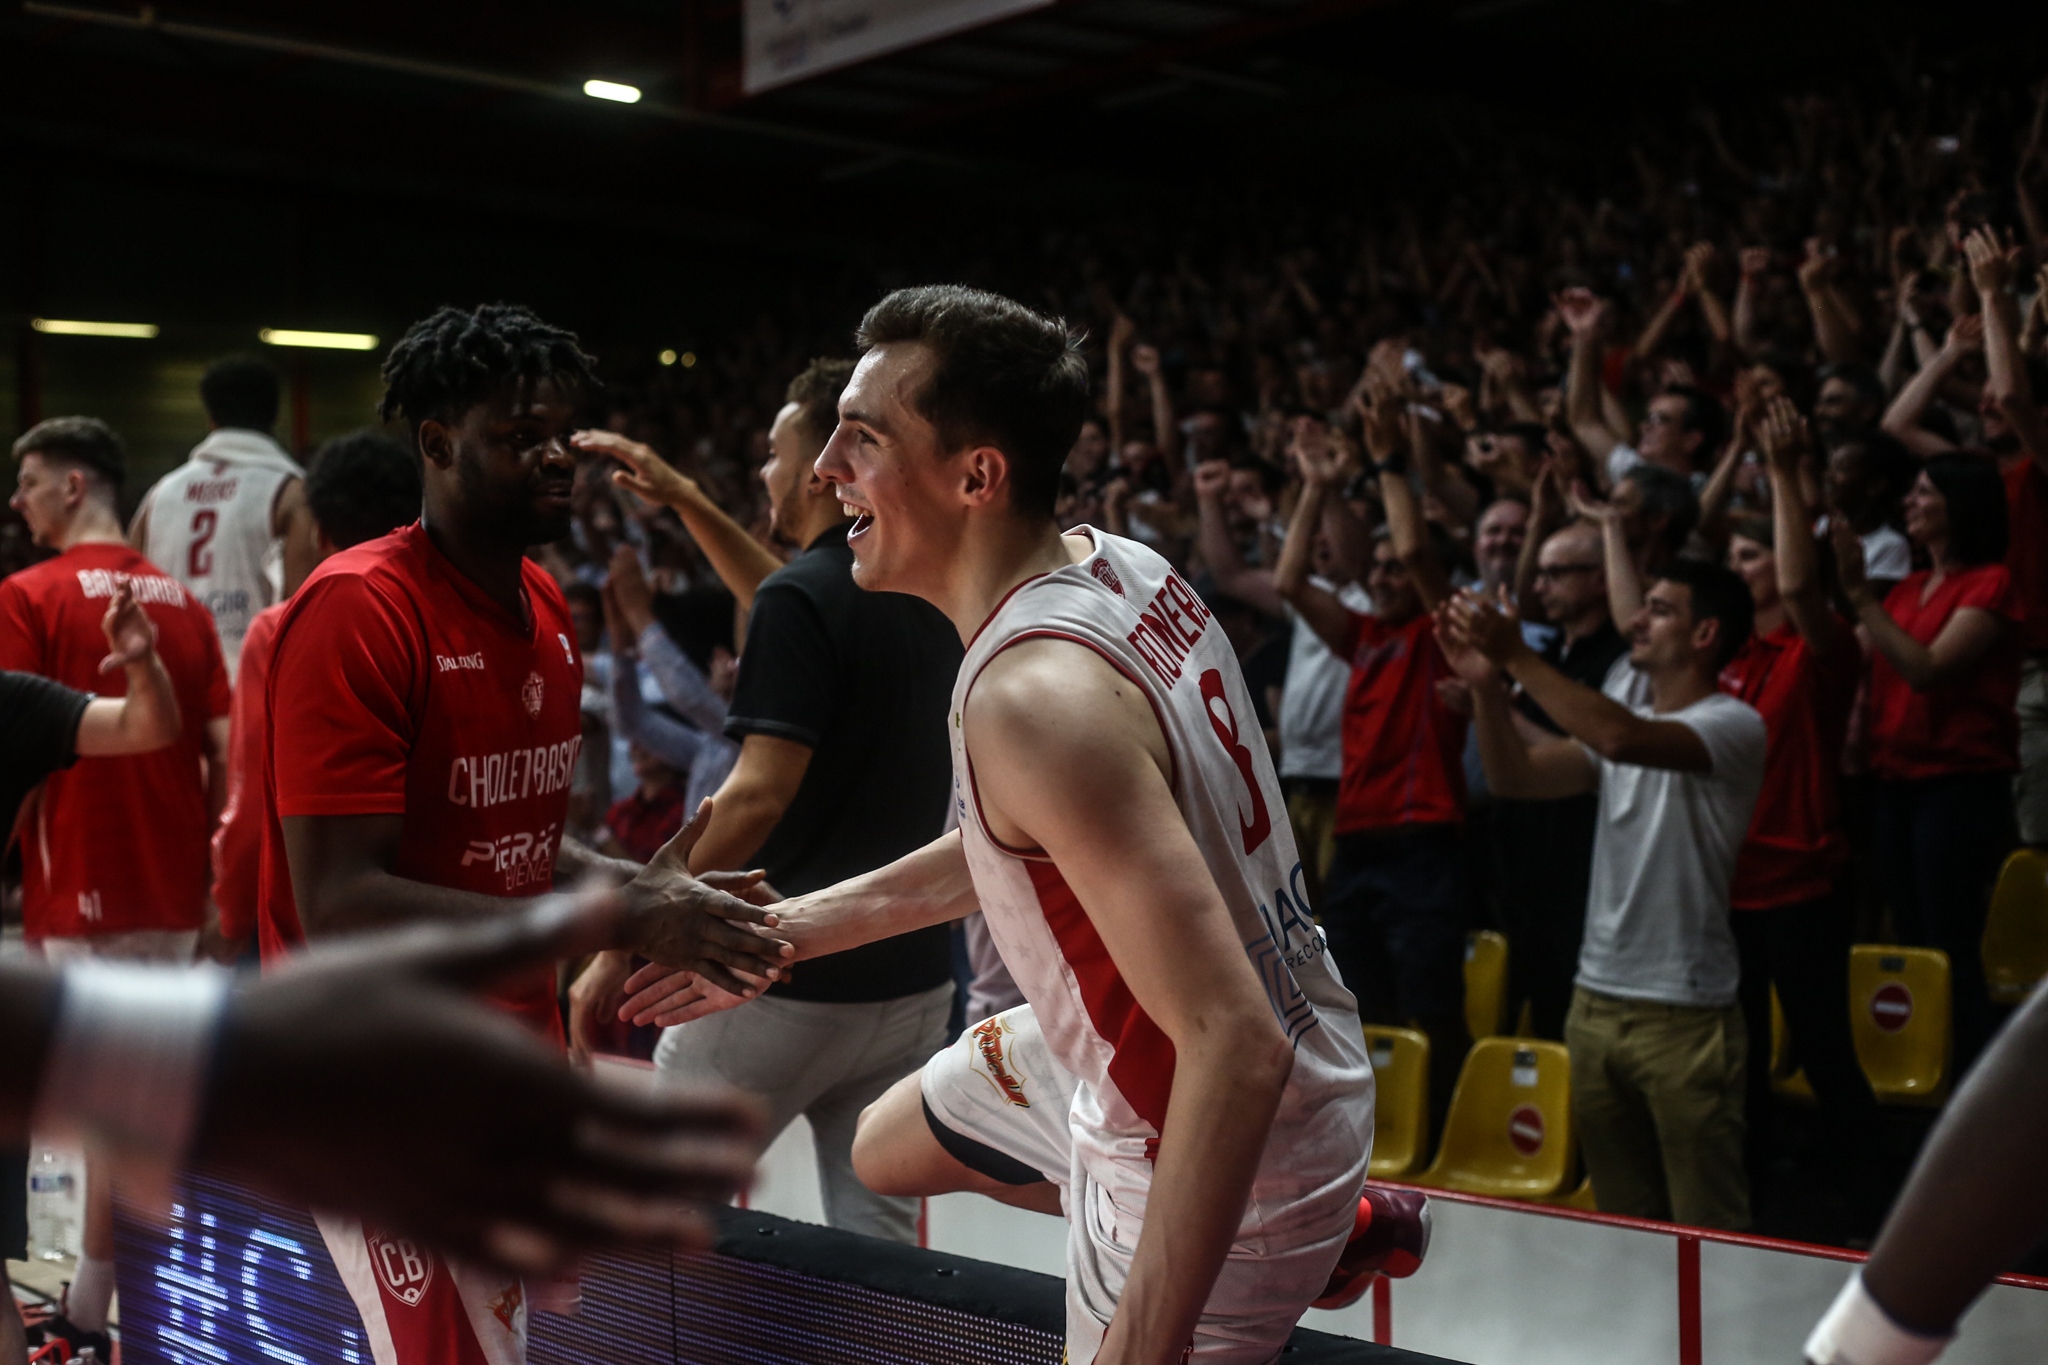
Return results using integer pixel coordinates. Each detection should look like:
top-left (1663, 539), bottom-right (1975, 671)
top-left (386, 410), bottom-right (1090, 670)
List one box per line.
top-left (1090, 558), bottom-right (1125, 596)
top-left (522, 670), bottom-right (545, 717)
top-left (368, 1231), bottom-right (435, 1306)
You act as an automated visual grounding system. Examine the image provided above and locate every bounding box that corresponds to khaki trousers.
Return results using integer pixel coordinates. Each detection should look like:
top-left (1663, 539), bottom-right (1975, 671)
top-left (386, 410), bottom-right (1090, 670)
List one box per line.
top-left (1565, 986), bottom-right (1750, 1231)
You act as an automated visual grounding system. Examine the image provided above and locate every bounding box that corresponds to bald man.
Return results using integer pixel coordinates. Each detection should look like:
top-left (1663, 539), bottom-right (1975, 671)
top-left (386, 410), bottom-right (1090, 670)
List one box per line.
top-left (1487, 521), bottom-right (1629, 1038)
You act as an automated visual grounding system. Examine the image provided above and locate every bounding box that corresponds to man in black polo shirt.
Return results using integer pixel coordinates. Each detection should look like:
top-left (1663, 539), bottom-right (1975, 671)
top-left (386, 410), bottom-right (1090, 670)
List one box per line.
top-left (2, 579), bottom-right (179, 1359)
top-left (1489, 520), bottom-right (1627, 1039)
top-left (586, 359), bottom-right (963, 1242)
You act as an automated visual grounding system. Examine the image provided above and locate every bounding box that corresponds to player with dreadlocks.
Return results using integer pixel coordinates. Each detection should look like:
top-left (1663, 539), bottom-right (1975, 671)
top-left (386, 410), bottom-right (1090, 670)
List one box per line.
top-left (255, 303), bottom-right (792, 1365)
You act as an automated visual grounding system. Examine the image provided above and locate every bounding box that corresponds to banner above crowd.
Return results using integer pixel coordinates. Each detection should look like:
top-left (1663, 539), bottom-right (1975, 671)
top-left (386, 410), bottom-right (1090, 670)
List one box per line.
top-left (743, 0), bottom-right (1051, 95)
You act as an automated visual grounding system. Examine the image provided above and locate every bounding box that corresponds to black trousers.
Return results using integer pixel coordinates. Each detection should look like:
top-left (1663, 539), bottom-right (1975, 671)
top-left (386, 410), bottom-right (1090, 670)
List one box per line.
top-left (1732, 889), bottom-right (1880, 1197)
top-left (1872, 772), bottom-right (2018, 1072)
top-left (1488, 793), bottom-right (1600, 1041)
top-left (1323, 823), bottom-right (1472, 1138)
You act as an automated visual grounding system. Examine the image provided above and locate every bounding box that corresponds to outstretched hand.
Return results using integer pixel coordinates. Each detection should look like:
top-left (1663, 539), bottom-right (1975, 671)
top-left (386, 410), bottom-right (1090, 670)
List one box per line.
top-left (198, 894), bottom-right (766, 1275)
top-left (574, 429), bottom-right (700, 509)
top-left (617, 799), bottom-right (796, 995)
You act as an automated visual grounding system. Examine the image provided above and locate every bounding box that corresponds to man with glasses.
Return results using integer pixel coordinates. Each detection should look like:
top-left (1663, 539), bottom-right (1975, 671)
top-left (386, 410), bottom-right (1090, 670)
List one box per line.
top-left (1488, 522), bottom-right (1628, 1038)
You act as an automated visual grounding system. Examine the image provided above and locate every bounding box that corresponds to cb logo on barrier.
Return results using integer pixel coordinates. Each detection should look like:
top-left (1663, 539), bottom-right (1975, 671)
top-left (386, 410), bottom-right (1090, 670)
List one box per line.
top-left (370, 1231), bottom-right (435, 1306)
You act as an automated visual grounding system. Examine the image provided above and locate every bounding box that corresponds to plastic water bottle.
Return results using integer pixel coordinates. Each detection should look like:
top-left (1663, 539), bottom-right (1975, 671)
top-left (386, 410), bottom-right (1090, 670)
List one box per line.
top-left (27, 1147), bottom-right (78, 1261)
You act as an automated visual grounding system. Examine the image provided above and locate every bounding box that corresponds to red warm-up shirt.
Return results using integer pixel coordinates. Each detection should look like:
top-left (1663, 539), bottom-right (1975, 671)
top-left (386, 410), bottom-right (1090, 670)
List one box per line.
top-left (258, 524), bottom-right (584, 1042)
top-left (1867, 564), bottom-right (2022, 781)
top-left (1719, 620), bottom-right (1857, 909)
top-left (211, 602), bottom-right (282, 941)
top-left (1334, 611), bottom-right (1467, 833)
top-left (0, 543), bottom-right (230, 939)
top-left (2004, 459), bottom-right (2048, 654)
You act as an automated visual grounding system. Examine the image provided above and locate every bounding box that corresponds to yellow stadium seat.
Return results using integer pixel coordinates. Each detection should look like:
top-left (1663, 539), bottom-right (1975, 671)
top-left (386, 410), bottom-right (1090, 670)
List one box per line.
top-left (1769, 985), bottom-right (1814, 1104)
top-left (1848, 946), bottom-right (1950, 1107)
top-left (1984, 849), bottom-right (2048, 1005)
top-left (1363, 1026), bottom-right (1430, 1179)
top-left (1464, 931), bottom-right (1508, 1041)
top-left (1413, 1038), bottom-right (1573, 1200)
top-left (1539, 1175), bottom-right (1597, 1211)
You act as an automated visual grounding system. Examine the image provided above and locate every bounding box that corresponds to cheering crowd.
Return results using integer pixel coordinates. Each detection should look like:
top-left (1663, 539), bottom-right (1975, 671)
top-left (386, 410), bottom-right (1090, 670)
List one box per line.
top-left (4, 67), bottom-right (2047, 1359)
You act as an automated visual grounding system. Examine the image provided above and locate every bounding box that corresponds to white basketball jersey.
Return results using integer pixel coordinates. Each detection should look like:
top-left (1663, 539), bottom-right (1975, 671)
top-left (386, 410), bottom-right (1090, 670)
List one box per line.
top-left (140, 429), bottom-right (302, 678)
top-left (950, 527), bottom-right (1373, 1200)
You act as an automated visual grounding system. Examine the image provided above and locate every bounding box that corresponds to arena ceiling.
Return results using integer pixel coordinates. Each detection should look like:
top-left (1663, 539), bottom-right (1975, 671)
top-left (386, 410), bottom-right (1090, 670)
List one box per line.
top-left (0, 0), bottom-right (2037, 339)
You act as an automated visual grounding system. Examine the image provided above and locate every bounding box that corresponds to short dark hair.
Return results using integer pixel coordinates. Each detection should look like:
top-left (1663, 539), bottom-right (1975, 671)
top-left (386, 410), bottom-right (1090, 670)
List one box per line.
top-left (1654, 559), bottom-right (1755, 669)
top-left (1663, 385), bottom-right (1729, 459)
top-left (784, 357), bottom-right (854, 449)
top-left (304, 429), bottom-right (421, 549)
top-left (12, 416), bottom-right (125, 490)
top-left (200, 355), bottom-right (281, 431)
top-left (854, 285), bottom-right (1090, 518)
top-left (1922, 452), bottom-right (2010, 564)
top-left (378, 303), bottom-right (599, 435)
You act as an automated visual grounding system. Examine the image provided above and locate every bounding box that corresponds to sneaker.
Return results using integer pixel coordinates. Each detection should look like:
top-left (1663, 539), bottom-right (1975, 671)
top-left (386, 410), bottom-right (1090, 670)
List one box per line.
top-left (1312, 1184), bottom-right (1432, 1311)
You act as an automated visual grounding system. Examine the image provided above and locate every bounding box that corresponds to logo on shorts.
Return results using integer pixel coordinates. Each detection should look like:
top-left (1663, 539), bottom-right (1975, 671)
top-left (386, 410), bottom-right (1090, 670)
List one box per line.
top-left (973, 1017), bottom-right (1030, 1108)
top-left (368, 1231), bottom-right (435, 1307)
top-left (1089, 558), bottom-right (1125, 596)
top-left (522, 670), bottom-right (545, 717)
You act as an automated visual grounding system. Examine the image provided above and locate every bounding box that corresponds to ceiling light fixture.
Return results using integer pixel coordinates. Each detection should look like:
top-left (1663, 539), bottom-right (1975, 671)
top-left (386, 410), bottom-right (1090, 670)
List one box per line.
top-left (583, 79), bottom-right (641, 104)
top-left (31, 318), bottom-right (158, 338)
top-left (680, 351), bottom-right (698, 369)
top-left (259, 328), bottom-right (379, 351)
top-left (658, 348), bottom-right (678, 366)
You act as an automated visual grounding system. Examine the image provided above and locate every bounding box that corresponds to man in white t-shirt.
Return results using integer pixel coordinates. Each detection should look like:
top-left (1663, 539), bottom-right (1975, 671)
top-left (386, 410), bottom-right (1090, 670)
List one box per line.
top-left (1440, 558), bottom-right (1766, 1231)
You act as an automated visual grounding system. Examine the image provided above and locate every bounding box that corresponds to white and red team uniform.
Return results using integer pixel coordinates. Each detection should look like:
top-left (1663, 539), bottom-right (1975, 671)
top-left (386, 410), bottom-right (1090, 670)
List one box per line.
top-left (921, 527), bottom-right (1374, 1364)
top-left (0, 543), bottom-right (230, 959)
top-left (136, 428), bottom-right (304, 678)
top-left (257, 522), bottom-right (584, 1365)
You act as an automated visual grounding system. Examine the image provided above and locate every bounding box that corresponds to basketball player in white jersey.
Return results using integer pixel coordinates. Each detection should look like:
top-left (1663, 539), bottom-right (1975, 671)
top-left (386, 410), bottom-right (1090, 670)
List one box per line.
top-left (130, 355), bottom-right (317, 675)
top-left (617, 286), bottom-right (1423, 1364)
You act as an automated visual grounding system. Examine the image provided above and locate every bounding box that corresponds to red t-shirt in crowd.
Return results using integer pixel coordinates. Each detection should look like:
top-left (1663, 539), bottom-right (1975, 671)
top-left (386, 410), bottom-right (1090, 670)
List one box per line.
top-left (212, 602), bottom-right (282, 942)
top-left (605, 785), bottom-right (686, 865)
top-left (259, 524), bottom-right (584, 1043)
top-left (0, 542), bottom-right (230, 939)
top-left (1333, 611), bottom-right (1467, 833)
top-left (1867, 563), bottom-right (2023, 781)
top-left (1719, 619), bottom-right (1857, 910)
top-left (2004, 459), bottom-right (2048, 654)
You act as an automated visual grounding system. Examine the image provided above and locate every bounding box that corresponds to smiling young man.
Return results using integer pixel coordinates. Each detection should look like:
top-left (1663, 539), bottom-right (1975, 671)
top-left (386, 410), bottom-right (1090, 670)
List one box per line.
top-left (1440, 558), bottom-right (1766, 1230)
top-left (620, 286), bottom-right (1418, 1365)
top-left (257, 303), bottom-right (791, 1365)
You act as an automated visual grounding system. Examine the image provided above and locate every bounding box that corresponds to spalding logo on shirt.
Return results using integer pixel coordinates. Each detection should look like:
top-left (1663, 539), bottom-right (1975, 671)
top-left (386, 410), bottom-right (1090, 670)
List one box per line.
top-left (1089, 557), bottom-right (1126, 597)
top-left (368, 1231), bottom-right (434, 1307)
